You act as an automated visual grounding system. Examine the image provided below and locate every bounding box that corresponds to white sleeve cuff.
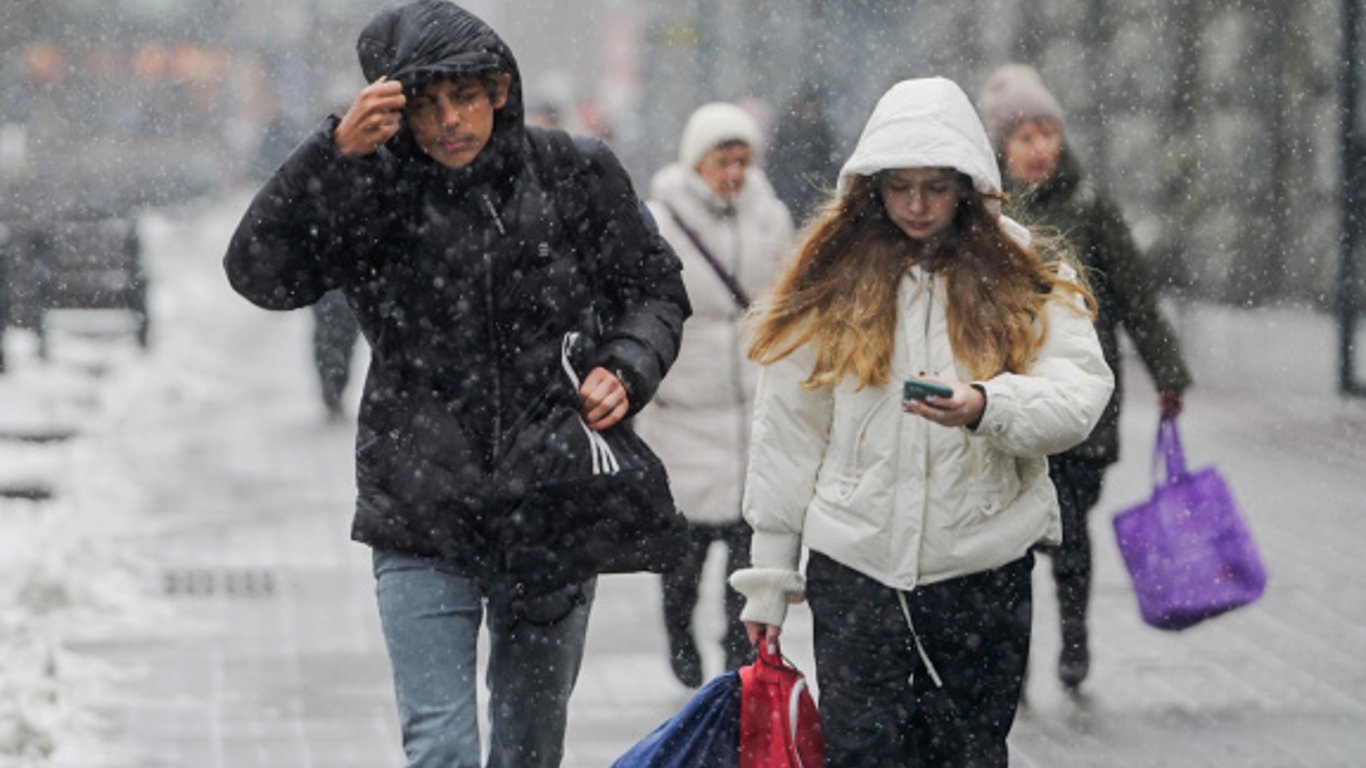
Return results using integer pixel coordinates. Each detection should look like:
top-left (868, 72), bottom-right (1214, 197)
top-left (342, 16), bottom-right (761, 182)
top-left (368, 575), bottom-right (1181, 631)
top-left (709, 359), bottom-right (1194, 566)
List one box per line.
top-left (729, 567), bottom-right (805, 627)
top-left (971, 378), bottom-right (1013, 438)
top-left (748, 529), bottom-right (802, 571)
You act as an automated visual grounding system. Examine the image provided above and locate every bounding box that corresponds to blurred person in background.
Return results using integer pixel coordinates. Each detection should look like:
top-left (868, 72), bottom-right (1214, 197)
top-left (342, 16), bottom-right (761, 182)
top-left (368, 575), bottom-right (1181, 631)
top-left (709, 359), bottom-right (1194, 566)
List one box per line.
top-left (636, 102), bottom-right (794, 688)
top-left (730, 77), bottom-right (1112, 766)
top-left (311, 289), bottom-right (361, 420)
top-left (978, 63), bottom-right (1192, 693)
top-left (250, 92), bottom-right (363, 421)
top-left (223, 2), bottom-right (689, 766)
top-left (251, 91), bottom-right (299, 182)
top-left (767, 82), bottom-right (841, 226)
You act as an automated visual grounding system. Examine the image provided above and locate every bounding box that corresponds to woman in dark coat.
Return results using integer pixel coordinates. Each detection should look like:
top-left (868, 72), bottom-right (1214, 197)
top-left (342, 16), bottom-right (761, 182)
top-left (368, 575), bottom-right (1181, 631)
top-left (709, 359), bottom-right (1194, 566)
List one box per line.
top-left (979, 64), bottom-right (1193, 692)
top-left (767, 83), bottom-right (840, 225)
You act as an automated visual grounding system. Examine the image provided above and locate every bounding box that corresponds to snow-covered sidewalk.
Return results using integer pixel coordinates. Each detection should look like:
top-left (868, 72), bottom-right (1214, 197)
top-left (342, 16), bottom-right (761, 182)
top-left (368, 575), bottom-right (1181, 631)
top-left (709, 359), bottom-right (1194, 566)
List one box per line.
top-left (3, 187), bottom-right (1366, 766)
top-left (0, 194), bottom-right (280, 766)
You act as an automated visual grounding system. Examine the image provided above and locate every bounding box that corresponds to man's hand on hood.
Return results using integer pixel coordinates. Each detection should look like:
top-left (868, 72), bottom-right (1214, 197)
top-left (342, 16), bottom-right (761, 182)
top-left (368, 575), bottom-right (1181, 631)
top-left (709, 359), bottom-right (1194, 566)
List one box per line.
top-left (335, 77), bottom-right (406, 157)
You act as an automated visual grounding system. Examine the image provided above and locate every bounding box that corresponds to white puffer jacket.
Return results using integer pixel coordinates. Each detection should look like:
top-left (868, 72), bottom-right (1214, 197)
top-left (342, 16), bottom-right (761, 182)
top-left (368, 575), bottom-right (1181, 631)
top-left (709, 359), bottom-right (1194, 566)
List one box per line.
top-left (635, 164), bottom-right (794, 525)
top-left (730, 77), bottom-right (1114, 627)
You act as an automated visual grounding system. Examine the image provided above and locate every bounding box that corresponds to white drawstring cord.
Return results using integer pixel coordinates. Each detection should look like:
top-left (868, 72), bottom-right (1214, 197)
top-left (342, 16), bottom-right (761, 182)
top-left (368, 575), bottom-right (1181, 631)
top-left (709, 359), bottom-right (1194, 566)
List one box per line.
top-left (897, 590), bottom-right (944, 688)
top-left (561, 332), bottom-right (621, 477)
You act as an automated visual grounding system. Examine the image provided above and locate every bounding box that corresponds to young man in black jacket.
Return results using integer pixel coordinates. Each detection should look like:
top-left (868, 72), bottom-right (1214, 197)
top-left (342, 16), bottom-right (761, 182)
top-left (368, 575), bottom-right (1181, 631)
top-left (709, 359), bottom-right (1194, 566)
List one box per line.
top-left (224, 3), bottom-right (689, 765)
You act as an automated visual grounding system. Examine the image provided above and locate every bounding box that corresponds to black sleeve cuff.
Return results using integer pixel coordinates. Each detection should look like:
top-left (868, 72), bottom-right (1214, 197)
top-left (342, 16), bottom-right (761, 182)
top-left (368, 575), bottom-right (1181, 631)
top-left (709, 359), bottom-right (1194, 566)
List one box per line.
top-left (967, 383), bottom-right (988, 431)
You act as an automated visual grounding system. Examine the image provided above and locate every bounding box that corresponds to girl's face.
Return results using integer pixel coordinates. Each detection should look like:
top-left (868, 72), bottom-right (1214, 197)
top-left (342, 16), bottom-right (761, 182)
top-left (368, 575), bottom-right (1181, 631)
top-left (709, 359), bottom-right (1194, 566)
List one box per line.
top-left (878, 168), bottom-right (963, 244)
top-left (1003, 118), bottom-right (1063, 185)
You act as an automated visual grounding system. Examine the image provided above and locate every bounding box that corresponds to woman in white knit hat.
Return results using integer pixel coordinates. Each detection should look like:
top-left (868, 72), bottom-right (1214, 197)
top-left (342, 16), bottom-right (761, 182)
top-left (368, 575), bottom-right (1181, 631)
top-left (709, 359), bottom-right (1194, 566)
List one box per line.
top-left (729, 77), bottom-right (1113, 765)
top-left (634, 101), bottom-right (794, 688)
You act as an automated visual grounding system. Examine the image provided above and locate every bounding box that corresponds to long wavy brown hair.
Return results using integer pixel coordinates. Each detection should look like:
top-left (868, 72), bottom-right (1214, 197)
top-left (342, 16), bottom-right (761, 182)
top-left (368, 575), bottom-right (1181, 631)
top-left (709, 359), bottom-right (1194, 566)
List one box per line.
top-left (748, 170), bottom-right (1095, 389)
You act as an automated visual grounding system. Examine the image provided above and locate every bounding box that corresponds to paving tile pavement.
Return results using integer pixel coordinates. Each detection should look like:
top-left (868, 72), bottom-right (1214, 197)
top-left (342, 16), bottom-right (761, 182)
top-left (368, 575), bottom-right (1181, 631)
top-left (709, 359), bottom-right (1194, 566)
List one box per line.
top-left (73, 200), bottom-right (1366, 766)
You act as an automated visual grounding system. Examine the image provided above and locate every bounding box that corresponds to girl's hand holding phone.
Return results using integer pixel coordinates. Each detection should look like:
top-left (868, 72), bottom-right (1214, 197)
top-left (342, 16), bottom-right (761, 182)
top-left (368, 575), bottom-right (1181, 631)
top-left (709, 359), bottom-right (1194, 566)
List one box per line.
top-left (903, 376), bottom-right (986, 429)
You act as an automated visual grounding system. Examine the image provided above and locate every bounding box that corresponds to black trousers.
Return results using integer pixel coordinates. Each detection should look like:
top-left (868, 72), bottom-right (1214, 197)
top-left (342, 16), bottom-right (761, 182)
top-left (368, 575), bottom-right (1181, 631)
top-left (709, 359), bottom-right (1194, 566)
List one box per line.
top-left (661, 520), bottom-right (753, 669)
top-left (310, 290), bottom-right (361, 413)
top-left (806, 552), bottom-right (1033, 768)
top-left (1036, 455), bottom-right (1107, 650)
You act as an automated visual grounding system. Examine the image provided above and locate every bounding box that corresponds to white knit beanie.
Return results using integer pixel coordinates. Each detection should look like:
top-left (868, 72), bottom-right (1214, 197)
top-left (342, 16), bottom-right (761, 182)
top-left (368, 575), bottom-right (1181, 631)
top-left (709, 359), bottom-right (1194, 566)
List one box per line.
top-left (678, 102), bottom-right (761, 169)
top-left (976, 64), bottom-right (1066, 153)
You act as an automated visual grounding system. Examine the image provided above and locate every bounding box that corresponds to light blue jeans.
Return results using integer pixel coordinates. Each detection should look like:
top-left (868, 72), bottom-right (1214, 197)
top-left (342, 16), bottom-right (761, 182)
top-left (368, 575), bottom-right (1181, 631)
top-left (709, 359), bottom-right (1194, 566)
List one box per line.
top-left (372, 550), bottom-right (596, 768)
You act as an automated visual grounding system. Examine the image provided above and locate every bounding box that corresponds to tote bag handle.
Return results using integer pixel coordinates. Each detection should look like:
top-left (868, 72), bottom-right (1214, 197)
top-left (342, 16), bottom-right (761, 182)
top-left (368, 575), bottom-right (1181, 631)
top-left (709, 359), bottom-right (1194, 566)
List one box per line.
top-left (1152, 415), bottom-right (1189, 488)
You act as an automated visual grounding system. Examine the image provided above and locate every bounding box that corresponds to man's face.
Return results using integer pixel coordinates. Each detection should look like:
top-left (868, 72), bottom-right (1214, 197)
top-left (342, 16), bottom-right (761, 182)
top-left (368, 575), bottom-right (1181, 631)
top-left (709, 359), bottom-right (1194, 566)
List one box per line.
top-left (406, 73), bottom-right (511, 169)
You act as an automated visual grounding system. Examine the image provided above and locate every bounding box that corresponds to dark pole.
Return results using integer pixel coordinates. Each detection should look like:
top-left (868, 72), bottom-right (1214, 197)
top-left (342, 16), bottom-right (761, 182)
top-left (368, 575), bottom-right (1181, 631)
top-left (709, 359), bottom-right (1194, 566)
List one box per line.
top-left (1263, 0), bottom-right (1292, 304)
top-left (1153, 0), bottom-right (1203, 294)
top-left (697, 0), bottom-right (716, 104)
top-left (1083, 0), bottom-right (1109, 185)
top-left (1341, 0), bottom-right (1364, 395)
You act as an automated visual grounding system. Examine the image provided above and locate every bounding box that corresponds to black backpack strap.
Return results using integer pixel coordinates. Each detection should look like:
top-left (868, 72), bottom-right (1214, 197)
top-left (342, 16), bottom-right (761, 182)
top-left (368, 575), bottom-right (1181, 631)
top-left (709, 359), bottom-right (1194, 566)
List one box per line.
top-left (529, 127), bottom-right (593, 216)
top-left (528, 127), bottom-right (602, 325)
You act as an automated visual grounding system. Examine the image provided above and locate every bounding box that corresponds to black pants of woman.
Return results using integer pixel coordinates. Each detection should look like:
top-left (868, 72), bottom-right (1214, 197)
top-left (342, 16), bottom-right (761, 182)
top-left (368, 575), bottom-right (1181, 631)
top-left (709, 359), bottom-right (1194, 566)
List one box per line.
top-left (660, 520), bottom-right (752, 687)
top-left (1036, 454), bottom-right (1107, 687)
top-left (806, 551), bottom-right (1032, 768)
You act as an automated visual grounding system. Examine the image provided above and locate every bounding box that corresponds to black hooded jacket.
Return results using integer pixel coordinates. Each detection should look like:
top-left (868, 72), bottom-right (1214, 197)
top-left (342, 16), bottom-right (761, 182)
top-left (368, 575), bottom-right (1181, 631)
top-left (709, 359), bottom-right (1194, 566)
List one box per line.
top-left (224, 1), bottom-right (690, 575)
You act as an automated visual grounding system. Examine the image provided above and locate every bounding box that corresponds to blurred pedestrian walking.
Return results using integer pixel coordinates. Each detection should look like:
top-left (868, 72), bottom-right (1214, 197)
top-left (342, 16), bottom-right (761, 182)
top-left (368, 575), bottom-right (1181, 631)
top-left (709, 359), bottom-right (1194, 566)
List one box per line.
top-left (978, 63), bottom-right (1193, 692)
top-left (636, 102), bottom-right (794, 688)
top-left (730, 77), bottom-right (1113, 766)
top-left (223, 2), bottom-right (690, 766)
top-left (767, 83), bottom-right (841, 226)
top-left (310, 289), bottom-right (360, 420)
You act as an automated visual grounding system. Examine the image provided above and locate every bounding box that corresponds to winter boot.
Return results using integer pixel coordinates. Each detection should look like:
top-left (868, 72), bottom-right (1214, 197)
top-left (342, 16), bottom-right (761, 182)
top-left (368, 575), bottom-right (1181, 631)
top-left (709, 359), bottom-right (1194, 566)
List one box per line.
top-left (723, 618), bottom-right (754, 671)
top-left (1056, 567), bottom-right (1091, 690)
top-left (1058, 619), bottom-right (1089, 690)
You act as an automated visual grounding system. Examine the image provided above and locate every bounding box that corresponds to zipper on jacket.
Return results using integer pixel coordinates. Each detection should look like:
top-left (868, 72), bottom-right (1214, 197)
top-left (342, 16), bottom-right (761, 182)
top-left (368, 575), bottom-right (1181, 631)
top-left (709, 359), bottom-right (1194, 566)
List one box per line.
top-left (481, 191), bottom-right (504, 459)
top-left (903, 273), bottom-right (944, 689)
top-left (923, 272), bottom-right (934, 348)
top-left (481, 192), bottom-right (507, 236)
top-left (921, 272), bottom-right (936, 491)
top-left (725, 214), bottom-right (749, 498)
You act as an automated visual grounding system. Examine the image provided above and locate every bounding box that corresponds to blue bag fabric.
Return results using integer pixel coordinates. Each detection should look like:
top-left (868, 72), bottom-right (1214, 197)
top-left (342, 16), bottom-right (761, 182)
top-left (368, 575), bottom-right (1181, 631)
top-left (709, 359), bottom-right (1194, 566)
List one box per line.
top-left (612, 671), bottom-right (741, 767)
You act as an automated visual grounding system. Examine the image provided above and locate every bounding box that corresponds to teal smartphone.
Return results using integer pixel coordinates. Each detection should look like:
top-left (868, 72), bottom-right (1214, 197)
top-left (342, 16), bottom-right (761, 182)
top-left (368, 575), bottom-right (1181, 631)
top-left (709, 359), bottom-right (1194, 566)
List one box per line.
top-left (903, 377), bottom-right (953, 403)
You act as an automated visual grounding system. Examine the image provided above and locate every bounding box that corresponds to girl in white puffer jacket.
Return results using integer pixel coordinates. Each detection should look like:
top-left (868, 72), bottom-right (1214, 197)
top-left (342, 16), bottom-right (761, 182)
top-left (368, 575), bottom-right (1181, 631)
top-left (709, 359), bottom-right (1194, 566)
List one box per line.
top-left (635, 102), bottom-right (794, 688)
top-left (729, 78), bottom-right (1113, 766)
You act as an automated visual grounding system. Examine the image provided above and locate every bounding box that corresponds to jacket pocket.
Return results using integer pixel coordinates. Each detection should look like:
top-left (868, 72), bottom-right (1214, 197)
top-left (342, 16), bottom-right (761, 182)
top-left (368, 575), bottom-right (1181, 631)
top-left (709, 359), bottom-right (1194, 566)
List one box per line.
top-left (814, 394), bottom-right (893, 508)
top-left (815, 470), bottom-right (860, 506)
top-left (960, 447), bottom-right (1024, 525)
top-left (845, 395), bottom-right (892, 476)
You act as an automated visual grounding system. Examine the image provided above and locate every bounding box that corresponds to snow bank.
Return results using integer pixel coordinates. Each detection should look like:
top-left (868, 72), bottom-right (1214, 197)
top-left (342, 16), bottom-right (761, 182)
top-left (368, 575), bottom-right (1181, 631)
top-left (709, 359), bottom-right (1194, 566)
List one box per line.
top-left (0, 194), bottom-right (251, 766)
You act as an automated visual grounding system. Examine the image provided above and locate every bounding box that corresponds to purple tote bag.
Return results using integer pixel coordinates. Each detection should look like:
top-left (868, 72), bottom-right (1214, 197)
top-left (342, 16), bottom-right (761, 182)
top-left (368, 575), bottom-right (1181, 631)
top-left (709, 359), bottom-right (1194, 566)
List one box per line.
top-left (1111, 416), bottom-right (1267, 631)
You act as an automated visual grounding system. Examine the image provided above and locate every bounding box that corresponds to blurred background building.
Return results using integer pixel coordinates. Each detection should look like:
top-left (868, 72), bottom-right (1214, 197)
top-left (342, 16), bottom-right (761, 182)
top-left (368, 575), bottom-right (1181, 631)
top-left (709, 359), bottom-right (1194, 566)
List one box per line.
top-left (631, 0), bottom-right (1347, 313)
top-left (0, 0), bottom-right (1356, 315)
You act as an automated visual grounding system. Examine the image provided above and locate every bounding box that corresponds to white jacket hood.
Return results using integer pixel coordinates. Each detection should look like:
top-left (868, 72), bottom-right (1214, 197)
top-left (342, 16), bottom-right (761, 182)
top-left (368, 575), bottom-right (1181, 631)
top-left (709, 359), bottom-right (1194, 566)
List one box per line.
top-left (838, 77), bottom-right (1002, 199)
